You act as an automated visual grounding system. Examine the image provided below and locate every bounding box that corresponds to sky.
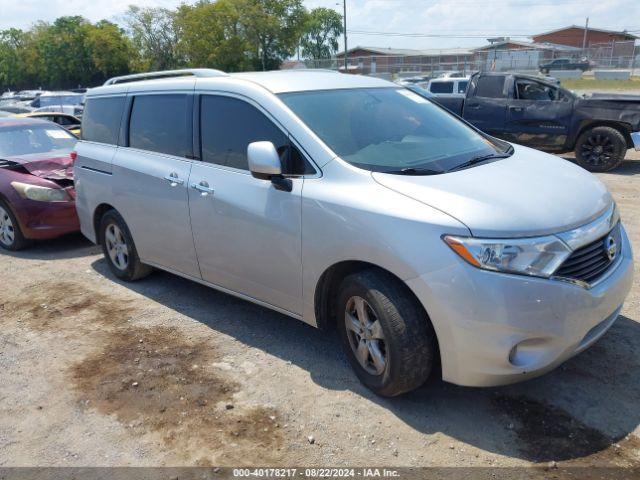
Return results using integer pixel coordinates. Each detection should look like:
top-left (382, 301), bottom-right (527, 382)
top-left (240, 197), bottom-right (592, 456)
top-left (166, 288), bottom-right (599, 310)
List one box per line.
top-left (1, 0), bottom-right (639, 51)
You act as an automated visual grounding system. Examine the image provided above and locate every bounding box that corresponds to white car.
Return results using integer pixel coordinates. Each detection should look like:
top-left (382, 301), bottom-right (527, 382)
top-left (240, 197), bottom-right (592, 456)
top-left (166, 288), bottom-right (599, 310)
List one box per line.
top-left (426, 76), bottom-right (470, 95)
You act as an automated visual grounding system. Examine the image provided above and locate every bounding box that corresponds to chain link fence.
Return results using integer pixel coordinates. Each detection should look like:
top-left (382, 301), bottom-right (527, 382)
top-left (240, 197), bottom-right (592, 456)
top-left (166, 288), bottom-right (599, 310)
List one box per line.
top-left (297, 40), bottom-right (639, 77)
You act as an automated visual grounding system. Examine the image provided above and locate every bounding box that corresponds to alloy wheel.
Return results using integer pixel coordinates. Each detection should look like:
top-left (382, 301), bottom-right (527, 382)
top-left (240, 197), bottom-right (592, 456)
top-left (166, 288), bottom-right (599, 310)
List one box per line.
top-left (105, 223), bottom-right (129, 270)
top-left (344, 295), bottom-right (388, 375)
top-left (581, 133), bottom-right (615, 168)
top-left (0, 206), bottom-right (15, 247)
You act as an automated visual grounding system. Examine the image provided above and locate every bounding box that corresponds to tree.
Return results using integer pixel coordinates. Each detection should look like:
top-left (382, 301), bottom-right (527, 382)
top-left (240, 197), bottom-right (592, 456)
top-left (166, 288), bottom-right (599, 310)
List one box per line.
top-left (0, 29), bottom-right (30, 90)
top-left (300, 7), bottom-right (343, 60)
top-left (174, 0), bottom-right (252, 72)
top-left (240, 0), bottom-right (307, 71)
top-left (34, 16), bottom-right (94, 89)
top-left (124, 6), bottom-right (182, 71)
top-left (86, 21), bottom-right (136, 84)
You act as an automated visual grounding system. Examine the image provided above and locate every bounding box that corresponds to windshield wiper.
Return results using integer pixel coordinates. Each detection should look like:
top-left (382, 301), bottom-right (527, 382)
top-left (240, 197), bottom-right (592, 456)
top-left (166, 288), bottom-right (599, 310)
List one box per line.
top-left (385, 167), bottom-right (443, 176)
top-left (447, 152), bottom-right (512, 172)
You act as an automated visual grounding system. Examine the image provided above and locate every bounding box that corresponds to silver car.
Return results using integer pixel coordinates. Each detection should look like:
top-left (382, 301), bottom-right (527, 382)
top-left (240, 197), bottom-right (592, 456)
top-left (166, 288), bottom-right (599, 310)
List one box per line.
top-left (74, 69), bottom-right (633, 396)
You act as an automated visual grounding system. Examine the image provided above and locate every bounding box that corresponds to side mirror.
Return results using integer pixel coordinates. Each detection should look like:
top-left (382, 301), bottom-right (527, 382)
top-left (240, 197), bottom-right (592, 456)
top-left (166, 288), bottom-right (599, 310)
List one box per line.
top-left (247, 141), bottom-right (292, 192)
top-left (248, 141), bottom-right (282, 179)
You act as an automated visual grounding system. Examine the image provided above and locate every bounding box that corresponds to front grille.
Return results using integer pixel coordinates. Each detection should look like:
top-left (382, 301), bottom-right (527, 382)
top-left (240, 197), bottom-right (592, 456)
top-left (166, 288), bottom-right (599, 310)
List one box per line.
top-left (555, 222), bottom-right (621, 284)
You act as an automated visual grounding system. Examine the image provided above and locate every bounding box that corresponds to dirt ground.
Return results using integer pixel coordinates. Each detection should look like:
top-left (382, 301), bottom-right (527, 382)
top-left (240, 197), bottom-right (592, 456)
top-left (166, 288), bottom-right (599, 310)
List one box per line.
top-left (0, 151), bottom-right (639, 470)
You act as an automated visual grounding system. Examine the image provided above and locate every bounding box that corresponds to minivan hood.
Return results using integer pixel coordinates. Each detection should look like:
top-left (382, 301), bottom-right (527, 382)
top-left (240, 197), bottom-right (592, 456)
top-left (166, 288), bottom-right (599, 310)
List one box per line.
top-left (371, 145), bottom-right (612, 238)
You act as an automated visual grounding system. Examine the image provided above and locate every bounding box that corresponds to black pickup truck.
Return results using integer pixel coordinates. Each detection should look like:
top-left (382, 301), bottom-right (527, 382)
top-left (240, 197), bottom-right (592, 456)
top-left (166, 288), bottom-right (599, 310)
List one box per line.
top-left (431, 72), bottom-right (640, 171)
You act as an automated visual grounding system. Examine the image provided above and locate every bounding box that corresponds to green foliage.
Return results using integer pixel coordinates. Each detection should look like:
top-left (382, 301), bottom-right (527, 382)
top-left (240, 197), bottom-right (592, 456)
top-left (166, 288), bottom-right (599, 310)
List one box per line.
top-left (240, 0), bottom-right (308, 71)
top-left (0, 18), bottom-right (136, 91)
top-left (174, 0), bottom-right (253, 72)
top-left (0, 0), bottom-right (343, 91)
top-left (124, 6), bottom-right (182, 71)
top-left (300, 7), bottom-right (343, 60)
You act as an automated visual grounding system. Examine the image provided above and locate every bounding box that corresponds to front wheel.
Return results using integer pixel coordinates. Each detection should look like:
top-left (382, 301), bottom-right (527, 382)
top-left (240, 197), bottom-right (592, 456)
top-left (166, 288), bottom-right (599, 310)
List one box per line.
top-left (337, 269), bottom-right (436, 397)
top-left (574, 126), bottom-right (626, 172)
top-left (99, 210), bottom-right (152, 281)
top-left (0, 200), bottom-right (30, 251)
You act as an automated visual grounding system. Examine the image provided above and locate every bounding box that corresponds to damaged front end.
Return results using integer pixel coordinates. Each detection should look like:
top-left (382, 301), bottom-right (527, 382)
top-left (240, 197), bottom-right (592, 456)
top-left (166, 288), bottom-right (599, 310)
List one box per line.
top-left (1, 154), bottom-right (75, 190)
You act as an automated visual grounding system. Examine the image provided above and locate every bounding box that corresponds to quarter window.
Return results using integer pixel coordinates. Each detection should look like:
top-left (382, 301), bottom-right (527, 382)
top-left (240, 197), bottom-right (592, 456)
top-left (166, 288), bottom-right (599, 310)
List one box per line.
top-left (129, 94), bottom-right (189, 157)
top-left (82, 96), bottom-right (125, 145)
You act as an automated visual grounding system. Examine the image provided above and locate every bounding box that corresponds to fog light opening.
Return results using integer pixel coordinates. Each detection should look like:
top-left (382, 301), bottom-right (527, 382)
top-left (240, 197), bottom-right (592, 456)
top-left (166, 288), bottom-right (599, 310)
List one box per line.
top-left (508, 338), bottom-right (550, 368)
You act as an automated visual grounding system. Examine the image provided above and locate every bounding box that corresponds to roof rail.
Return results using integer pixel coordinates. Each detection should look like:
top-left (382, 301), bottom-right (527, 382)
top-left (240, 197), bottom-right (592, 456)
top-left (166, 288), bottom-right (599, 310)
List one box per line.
top-left (104, 68), bottom-right (227, 86)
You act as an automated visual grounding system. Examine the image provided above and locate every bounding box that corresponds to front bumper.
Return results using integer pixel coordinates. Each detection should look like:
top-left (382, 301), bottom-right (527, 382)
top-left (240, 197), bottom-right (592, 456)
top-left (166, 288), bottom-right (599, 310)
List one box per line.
top-left (13, 198), bottom-right (80, 240)
top-left (406, 223), bottom-right (634, 387)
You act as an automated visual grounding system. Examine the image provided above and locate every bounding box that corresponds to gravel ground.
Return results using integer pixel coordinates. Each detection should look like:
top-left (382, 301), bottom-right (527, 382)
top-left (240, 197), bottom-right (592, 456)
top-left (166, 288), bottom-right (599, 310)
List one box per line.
top-left (0, 150), bottom-right (639, 470)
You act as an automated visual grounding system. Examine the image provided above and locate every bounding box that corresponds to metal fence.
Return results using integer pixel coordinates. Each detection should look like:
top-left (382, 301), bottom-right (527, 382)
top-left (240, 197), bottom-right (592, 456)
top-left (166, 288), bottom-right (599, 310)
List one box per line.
top-left (298, 41), bottom-right (639, 76)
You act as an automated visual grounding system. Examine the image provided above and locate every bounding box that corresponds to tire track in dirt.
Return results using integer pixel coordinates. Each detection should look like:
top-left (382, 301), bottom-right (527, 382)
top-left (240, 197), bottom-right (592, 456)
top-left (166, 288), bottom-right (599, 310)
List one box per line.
top-left (1, 281), bottom-right (284, 465)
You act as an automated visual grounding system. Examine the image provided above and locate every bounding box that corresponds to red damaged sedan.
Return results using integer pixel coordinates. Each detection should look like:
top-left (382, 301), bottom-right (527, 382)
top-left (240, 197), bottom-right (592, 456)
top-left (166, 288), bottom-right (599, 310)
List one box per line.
top-left (0, 118), bottom-right (79, 250)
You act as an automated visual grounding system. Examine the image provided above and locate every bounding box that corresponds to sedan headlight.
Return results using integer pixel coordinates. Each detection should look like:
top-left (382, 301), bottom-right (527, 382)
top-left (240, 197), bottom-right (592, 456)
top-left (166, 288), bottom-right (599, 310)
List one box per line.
top-left (11, 181), bottom-right (71, 202)
top-left (443, 234), bottom-right (571, 278)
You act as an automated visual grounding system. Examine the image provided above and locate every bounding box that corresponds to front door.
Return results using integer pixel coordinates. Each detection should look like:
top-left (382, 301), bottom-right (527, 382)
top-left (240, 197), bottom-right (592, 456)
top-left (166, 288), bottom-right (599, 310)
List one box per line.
top-left (111, 93), bottom-right (200, 277)
top-left (505, 79), bottom-right (574, 149)
top-left (188, 94), bottom-right (304, 315)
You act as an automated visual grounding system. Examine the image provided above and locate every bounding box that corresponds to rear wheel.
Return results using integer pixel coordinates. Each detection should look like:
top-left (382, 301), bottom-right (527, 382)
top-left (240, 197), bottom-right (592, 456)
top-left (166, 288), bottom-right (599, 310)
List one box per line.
top-left (0, 200), bottom-right (30, 251)
top-left (574, 126), bottom-right (626, 172)
top-left (337, 269), bottom-right (436, 397)
top-left (99, 210), bottom-right (152, 281)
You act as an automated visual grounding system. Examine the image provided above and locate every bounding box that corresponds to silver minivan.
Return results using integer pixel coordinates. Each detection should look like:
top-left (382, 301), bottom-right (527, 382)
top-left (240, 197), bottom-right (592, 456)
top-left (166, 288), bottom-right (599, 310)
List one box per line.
top-left (74, 69), bottom-right (633, 396)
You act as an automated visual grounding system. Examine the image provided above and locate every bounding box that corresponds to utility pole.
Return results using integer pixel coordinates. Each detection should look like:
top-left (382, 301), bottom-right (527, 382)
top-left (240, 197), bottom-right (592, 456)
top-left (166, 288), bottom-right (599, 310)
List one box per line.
top-left (343, 0), bottom-right (348, 72)
top-left (581, 17), bottom-right (589, 58)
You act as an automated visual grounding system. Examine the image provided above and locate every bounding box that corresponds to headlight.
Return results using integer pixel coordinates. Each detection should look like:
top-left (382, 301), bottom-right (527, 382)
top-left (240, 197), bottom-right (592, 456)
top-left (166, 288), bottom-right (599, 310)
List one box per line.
top-left (11, 181), bottom-right (71, 202)
top-left (443, 234), bottom-right (571, 278)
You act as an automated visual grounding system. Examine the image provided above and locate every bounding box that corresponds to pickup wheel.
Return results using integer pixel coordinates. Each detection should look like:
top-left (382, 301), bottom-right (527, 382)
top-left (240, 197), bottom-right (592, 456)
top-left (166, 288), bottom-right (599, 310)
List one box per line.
top-left (574, 126), bottom-right (626, 172)
top-left (99, 210), bottom-right (152, 281)
top-left (337, 269), bottom-right (436, 397)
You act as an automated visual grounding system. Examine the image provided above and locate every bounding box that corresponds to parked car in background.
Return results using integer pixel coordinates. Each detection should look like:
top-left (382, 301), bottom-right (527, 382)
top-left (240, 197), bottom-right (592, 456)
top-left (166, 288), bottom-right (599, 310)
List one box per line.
top-left (434, 70), bottom-right (466, 79)
top-left (431, 72), bottom-right (640, 171)
top-left (15, 112), bottom-right (81, 136)
top-left (426, 76), bottom-right (470, 95)
top-left (397, 75), bottom-right (432, 86)
top-left (0, 118), bottom-right (79, 250)
top-left (75, 69), bottom-right (632, 397)
top-left (539, 58), bottom-right (592, 73)
top-left (30, 92), bottom-right (84, 116)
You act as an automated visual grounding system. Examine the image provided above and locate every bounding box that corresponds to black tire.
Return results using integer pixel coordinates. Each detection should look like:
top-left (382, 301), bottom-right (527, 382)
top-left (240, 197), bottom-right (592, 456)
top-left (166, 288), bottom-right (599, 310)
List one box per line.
top-left (99, 209), bottom-right (152, 281)
top-left (0, 199), bottom-right (31, 251)
top-left (574, 126), bottom-right (627, 172)
top-left (337, 269), bottom-right (436, 397)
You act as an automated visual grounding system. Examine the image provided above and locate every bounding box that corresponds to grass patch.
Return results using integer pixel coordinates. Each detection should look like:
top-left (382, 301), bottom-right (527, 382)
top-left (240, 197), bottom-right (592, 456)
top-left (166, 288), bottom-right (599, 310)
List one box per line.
top-left (560, 77), bottom-right (640, 92)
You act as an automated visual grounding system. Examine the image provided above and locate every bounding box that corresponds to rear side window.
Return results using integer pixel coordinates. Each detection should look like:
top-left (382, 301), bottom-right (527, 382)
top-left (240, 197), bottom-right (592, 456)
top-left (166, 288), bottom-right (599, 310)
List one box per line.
top-left (457, 81), bottom-right (468, 94)
top-left (129, 94), bottom-right (189, 157)
top-left (475, 76), bottom-right (506, 98)
top-left (200, 95), bottom-right (315, 175)
top-left (430, 82), bottom-right (454, 94)
top-left (82, 96), bottom-right (125, 145)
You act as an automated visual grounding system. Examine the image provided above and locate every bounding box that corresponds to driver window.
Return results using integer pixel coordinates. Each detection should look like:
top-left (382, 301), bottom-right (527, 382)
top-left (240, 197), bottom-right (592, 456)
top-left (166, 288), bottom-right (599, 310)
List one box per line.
top-left (516, 81), bottom-right (560, 101)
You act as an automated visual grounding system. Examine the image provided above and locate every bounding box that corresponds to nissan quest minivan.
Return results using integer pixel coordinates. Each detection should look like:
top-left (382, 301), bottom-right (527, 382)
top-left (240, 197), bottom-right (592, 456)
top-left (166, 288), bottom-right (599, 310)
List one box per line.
top-left (74, 69), bottom-right (633, 397)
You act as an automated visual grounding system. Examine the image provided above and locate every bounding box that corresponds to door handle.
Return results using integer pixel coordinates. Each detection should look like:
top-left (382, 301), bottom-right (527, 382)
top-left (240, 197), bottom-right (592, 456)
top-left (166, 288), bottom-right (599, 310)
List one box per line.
top-left (468, 104), bottom-right (482, 109)
top-left (191, 181), bottom-right (214, 196)
top-left (164, 172), bottom-right (184, 186)
top-left (510, 106), bottom-right (524, 112)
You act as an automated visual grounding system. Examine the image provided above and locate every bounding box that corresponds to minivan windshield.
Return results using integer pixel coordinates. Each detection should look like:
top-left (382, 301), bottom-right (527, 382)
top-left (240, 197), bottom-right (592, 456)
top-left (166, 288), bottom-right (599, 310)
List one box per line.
top-left (279, 87), bottom-right (511, 174)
